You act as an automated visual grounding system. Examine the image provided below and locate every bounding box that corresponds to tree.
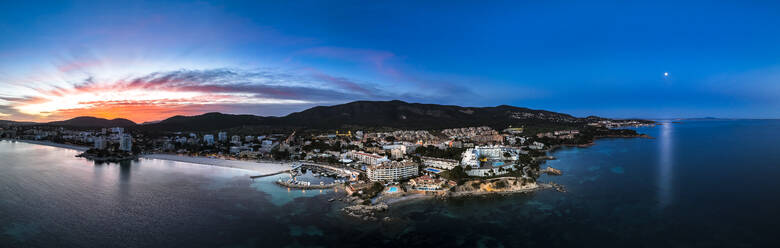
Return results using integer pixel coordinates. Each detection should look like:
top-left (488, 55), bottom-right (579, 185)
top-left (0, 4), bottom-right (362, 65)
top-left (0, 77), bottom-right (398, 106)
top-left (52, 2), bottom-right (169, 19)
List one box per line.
top-left (442, 165), bottom-right (468, 183)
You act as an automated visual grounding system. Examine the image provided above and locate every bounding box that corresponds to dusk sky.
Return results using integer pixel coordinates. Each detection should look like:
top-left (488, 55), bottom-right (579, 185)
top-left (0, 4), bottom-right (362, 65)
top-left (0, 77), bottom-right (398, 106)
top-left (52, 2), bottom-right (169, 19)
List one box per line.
top-left (1, 0), bottom-right (779, 123)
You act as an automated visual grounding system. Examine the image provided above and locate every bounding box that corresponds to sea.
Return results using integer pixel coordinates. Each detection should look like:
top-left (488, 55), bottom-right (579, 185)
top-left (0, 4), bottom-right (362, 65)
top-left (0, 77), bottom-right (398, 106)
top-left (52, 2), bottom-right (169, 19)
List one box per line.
top-left (1, 119), bottom-right (779, 247)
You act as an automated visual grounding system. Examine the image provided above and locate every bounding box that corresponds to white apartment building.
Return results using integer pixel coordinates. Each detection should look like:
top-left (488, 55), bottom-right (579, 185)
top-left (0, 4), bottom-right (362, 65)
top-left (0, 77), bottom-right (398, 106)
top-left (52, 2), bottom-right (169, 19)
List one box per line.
top-left (367, 161), bottom-right (418, 181)
top-left (461, 145), bottom-right (521, 168)
top-left (348, 151), bottom-right (389, 165)
top-left (421, 156), bottom-right (459, 170)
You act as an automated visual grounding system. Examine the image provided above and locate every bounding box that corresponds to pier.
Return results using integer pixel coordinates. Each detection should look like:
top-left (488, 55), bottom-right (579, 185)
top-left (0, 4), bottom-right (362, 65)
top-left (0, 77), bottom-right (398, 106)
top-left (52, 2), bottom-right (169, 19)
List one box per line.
top-left (275, 180), bottom-right (341, 189)
top-left (249, 170), bottom-right (290, 179)
top-left (248, 162), bottom-right (301, 178)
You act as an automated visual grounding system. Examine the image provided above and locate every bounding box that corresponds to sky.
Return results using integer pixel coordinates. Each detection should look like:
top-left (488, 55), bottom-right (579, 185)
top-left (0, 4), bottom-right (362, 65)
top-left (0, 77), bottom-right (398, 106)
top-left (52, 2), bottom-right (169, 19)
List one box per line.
top-left (1, 0), bottom-right (779, 123)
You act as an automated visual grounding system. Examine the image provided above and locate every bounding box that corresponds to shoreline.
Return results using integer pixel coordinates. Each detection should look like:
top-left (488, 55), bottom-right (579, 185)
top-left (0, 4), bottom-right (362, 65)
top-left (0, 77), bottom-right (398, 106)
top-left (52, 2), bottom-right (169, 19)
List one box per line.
top-left (141, 154), bottom-right (292, 175)
top-left (2, 139), bottom-right (90, 152)
top-left (1, 139), bottom-right (291, 175)
top-left (545, 134), bottom-right (654, 153)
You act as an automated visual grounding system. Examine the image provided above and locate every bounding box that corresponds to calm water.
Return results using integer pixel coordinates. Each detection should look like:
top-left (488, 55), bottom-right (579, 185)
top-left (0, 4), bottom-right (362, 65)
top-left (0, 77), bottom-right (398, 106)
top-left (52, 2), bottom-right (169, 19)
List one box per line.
top-left (2, 120), bottom-right (780, 247)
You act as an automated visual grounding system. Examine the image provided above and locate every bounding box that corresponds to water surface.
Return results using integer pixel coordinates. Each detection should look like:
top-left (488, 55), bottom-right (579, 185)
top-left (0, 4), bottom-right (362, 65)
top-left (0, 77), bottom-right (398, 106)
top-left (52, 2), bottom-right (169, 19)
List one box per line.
top-left (2, 119), bottom-right (780, 247)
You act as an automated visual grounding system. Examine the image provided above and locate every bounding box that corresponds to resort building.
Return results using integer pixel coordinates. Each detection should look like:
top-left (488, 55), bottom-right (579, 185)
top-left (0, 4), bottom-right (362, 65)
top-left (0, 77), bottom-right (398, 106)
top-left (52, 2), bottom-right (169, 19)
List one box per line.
top-left (348, 151), bottom-right (389, 165)
top-left (528, 141), bottom-right (545, 150)
top-left (460, 145), bottom-right (520, 168)
top-left (218, 132), bottom-right (228, 142)
top-left (409, 175), bottom-right (444, 191)
top-left (367, 161), bottom-right (418, 181)
top-left (466, 167), bottom-right (511, 177)
top-left (421, 156), bottom-right (459, 170)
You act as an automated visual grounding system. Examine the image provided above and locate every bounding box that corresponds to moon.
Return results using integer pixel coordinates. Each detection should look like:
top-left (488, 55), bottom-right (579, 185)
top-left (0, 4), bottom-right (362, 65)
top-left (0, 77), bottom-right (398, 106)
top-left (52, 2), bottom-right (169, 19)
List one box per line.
top-left (664, 72), bottom-right (669, 77)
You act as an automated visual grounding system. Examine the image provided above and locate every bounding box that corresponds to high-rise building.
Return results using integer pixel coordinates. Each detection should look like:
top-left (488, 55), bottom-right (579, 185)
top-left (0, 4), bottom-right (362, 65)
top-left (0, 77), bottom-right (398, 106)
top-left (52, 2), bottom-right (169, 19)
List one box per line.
top-left (110, 127), bottom-right (124, 134)
top-left (203, 134), bottom-right (215, 145)
top-left (367, 161), bottom-right (418, 181)
top-left (94, 136), bottom-right (107, 150)
top-left (119, 134), bottom-right (133, 152)
top-left (390, 148), bottom-right (405, 160)
top-left (218, 132), bottom-right (228, 142)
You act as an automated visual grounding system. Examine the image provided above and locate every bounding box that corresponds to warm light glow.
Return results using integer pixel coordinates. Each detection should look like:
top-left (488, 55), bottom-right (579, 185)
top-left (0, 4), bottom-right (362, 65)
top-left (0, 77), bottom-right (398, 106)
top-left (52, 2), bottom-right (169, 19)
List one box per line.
top-left (16, 90), bottom-right (203, 117)
top-left (12, 86), bottom-right (309, 122)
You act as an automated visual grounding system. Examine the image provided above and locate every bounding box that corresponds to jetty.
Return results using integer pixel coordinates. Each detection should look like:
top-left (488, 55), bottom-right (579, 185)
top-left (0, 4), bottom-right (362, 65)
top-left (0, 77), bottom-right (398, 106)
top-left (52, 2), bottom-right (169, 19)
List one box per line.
top-left (248, 162), bottom-right (301, 178)
top-left (275, 179), bottom-right (342, 189)
top-left (249, 170), bottom-right (290, 179)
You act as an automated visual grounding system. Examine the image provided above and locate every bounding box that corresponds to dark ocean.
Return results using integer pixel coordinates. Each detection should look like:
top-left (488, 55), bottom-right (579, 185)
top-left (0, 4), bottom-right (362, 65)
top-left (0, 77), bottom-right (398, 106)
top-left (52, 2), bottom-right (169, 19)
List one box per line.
top-left (2, 119), bottom-right (779, 247)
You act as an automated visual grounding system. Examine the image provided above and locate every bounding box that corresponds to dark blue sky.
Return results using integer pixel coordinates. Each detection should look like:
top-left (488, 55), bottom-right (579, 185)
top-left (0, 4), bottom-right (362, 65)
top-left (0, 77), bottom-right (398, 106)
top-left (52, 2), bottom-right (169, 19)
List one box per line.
top-left (1, 0), bottom-right (778, 122)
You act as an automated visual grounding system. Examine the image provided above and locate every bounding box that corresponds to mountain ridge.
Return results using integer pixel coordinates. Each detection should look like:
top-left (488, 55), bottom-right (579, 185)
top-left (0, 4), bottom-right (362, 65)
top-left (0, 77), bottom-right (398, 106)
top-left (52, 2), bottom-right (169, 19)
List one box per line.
top-left (6, 100), bottom-right (648, 131)
top-left (46, 116), bottom-right (137, 128)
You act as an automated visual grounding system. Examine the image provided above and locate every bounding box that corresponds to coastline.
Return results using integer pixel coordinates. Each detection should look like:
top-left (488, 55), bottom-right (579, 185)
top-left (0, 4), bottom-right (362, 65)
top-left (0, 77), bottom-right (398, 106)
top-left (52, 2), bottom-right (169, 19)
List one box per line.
top-left (1, 139), bottom-right (291, 175)
top-left (545, 133), bottom-right (654, 153)
top-left (141, 154), bottom-right (292, 175)
top-left (2, 139), bottom-right (90, 152)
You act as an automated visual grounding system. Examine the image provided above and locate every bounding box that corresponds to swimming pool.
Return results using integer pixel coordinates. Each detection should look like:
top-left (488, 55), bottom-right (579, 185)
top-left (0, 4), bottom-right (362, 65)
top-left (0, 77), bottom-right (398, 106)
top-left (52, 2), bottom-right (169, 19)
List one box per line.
top-left (493, 162), bottom-right (505, 167)
top-left (387, 186), bottom-right (399, 193)
top-left (424, 168), bottom-right (442, 173)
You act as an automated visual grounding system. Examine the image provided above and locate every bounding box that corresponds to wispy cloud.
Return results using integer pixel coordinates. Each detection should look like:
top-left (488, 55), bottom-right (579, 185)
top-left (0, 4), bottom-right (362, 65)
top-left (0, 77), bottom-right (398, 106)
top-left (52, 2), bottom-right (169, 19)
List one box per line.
top-left (0, 68), bottom-right (366, 121)
top-left (2, 67), bottom-right (452, 122)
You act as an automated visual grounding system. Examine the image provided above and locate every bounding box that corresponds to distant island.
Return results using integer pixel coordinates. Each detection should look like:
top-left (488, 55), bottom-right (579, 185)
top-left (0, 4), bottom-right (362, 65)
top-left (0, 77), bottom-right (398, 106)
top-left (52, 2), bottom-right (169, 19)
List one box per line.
top-left (0, 100), bottom-right (655, 220)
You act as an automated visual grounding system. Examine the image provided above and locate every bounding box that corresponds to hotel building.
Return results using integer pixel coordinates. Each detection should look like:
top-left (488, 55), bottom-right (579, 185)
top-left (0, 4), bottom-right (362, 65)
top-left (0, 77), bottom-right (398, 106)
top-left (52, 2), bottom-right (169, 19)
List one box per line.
top-left (367, 161), bottom-right (418, 181)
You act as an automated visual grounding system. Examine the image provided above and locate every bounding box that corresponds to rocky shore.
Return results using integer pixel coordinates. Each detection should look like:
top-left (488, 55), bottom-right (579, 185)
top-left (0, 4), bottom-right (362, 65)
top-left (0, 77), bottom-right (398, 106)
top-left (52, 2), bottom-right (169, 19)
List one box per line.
top-left (342, 201), bottom-right (389, 221)
top-left (541, 166), bottom-right (563, 175)
top-left (447, 177), bottom-right (547, 197)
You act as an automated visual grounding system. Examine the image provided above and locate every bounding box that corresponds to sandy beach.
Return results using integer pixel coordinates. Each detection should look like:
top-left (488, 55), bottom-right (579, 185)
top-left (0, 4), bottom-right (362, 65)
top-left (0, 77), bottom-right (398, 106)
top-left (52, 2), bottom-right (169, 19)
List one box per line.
top-left (141, 154), bottom-right (292, 175)
top-left (2, 139), bottom-right (291, 175)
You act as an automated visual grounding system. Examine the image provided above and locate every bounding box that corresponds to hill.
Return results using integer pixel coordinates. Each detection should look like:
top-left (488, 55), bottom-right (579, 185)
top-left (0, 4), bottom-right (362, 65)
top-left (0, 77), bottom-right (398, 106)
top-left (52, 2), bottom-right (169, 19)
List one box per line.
top-left (8, 100), bottom-right (648, 132)
top-left (146, 112), bottom-right (272, 131)
top-left (47, 117), bottom-right (136, 128)
top-left (278, 100), bottom-right (581, 129)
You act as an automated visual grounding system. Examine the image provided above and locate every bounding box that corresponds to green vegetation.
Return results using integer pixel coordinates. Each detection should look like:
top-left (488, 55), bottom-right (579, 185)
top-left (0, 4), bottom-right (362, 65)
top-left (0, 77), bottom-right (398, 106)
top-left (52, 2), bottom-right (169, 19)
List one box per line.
top-left (440, 165), bottom-right (469, 184)
top-left (415, 145), bottom-right (466, 160)
top-left (525, 149), bottom-right (547, 157)
top-left (517, 154), bottom-right (533, 164)
top-left (354, 182), bottom-right (385, 202)
top-left (270, 147), bottom-right (291, 160)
